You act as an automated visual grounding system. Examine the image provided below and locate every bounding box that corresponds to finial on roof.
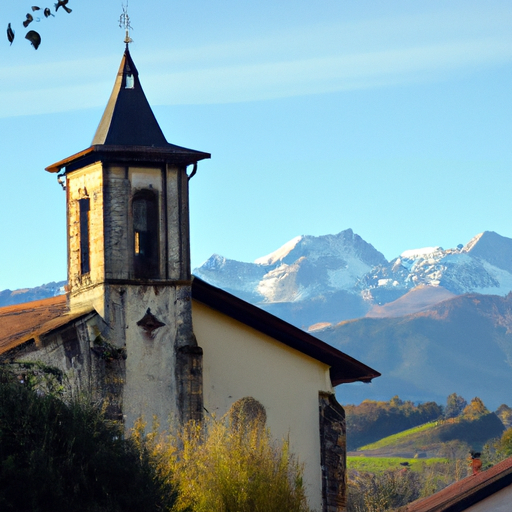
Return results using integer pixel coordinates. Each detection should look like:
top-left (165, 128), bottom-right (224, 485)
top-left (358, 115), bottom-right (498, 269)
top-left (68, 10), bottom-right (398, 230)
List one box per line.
top-left (119, 2), bottom-right (133, 46)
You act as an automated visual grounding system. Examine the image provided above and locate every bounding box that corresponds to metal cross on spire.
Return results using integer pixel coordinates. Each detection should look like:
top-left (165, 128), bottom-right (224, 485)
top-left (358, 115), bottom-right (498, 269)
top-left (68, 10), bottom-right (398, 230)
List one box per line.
top-left (119, 2), bottom-right (133, 45)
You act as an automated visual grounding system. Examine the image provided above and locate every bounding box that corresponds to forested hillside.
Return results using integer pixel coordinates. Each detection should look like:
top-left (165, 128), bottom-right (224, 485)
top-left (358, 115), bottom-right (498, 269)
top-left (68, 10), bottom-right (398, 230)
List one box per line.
top-left (346, 395), bottom-right (506, 451)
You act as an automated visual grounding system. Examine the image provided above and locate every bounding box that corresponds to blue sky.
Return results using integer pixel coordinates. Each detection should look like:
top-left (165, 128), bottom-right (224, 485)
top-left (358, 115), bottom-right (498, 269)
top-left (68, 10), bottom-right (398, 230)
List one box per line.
top-left (0, 1), bottom-right (511, 290)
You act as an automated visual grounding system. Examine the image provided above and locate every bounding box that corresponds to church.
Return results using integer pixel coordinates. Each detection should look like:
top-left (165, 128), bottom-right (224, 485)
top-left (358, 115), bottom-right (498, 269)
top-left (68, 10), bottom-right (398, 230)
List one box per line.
top-left (0, 44), bottom-right (379, 512)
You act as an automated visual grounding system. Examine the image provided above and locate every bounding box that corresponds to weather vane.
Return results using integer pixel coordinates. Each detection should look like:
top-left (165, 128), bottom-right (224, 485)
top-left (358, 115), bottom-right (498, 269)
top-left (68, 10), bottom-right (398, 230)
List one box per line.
top-left (119, 2), bottom-right (133, 45)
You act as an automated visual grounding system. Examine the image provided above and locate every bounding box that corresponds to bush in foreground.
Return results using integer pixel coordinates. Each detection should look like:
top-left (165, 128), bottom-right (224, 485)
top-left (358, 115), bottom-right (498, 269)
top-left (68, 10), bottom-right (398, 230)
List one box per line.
top-left (0, 371), bottom-right (177, 512)
top-left (138, 412), bottom-right (311, 512)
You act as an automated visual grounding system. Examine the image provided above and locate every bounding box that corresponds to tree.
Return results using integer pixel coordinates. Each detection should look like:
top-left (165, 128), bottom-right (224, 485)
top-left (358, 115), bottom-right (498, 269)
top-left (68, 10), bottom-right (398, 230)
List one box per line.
top-left (499, 428), bottom-right (512, 457)
top-left (483, 427), bottom-right (512, 466)
top-left (462, 397), bottom-right (489, 421)
top-left (444, 393), bottom-right (467, 419)
top-left (418, 401), bottom-right (443, 421)
top-left (496, 404), bottom-right (512, 428)
top-left (390, 395), bottom-right (404, 408)
top-left (0, 369), bottom-right (177, 512)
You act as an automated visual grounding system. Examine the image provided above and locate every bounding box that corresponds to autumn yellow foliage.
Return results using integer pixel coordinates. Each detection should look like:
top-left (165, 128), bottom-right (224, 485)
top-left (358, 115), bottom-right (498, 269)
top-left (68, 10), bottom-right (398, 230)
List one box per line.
top-left (132, 413), bottom-right (311, 512)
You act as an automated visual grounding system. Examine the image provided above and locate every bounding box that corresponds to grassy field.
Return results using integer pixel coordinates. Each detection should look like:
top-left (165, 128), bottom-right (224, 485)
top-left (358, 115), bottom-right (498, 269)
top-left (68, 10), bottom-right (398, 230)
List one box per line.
top-left (357, 422), bottom-right (439, 451)
top-left (348, 456), bottom-right (450, 474)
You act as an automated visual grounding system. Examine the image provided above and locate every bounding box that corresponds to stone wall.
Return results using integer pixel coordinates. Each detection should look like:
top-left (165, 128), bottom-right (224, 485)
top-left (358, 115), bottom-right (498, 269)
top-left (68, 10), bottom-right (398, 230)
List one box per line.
top-left (6, 313), bottom-right (126, 418)
top-left (319, 391), bottom-right (347, 512)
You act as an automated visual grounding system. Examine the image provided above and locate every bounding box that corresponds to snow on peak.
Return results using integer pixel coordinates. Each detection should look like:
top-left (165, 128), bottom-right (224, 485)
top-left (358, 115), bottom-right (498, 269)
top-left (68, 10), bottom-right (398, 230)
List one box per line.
top-left (254, 236), bottom-right (303, 265)
top-left (463, 232), bottom-right (485, 253)
top-left (201, 254), bottom-right (226, 270)
top-left (400, 247), bottom-right (442, 259)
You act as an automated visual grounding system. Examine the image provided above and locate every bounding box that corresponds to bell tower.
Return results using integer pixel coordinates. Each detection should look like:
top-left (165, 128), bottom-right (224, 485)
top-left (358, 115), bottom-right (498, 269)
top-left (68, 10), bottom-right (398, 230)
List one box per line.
top-left (46, 45), bottom-right (210, 427)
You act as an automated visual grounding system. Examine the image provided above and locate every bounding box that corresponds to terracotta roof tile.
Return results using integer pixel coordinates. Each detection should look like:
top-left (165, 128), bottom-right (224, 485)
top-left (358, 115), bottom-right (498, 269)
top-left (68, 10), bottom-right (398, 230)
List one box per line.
top-left (403, 456), bottom-right (512, 511)
top-left (0, 295), bottom-right (68, 355)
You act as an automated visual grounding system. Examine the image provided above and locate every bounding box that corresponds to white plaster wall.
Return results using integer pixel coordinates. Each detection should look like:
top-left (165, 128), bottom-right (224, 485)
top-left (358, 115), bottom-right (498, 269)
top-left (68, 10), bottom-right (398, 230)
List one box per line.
top-left (465, 484), bottom-right (512, 511)
top-left (121, 285), bottom-right (179, 430)
top-left (193, 299), bottom-right (334, 512)
top-left (130, 167), bottom-right (163, 192)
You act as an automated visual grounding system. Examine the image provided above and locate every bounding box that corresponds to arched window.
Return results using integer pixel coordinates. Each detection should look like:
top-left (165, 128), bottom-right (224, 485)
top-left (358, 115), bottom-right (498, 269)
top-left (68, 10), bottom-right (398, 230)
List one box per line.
top-left (132, 191), bottom-right (159, 278)
top-left (228, 397), bottom-right (267, 432)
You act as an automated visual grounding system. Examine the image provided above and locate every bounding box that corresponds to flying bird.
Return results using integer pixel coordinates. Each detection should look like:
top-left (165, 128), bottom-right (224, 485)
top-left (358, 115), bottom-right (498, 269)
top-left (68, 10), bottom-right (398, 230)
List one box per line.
top-left (23, 13), bottom-right (34, 27)
top-left (31, 6), bottom-right (41, 11)
top-left (55, 0), bottom-right (72, 13)
top-left (7, 23), bottom-right (14, 45)
top-left (44, 7), bottom-right (55, 17)
top-left (25, 30), bottom-right (41, 49)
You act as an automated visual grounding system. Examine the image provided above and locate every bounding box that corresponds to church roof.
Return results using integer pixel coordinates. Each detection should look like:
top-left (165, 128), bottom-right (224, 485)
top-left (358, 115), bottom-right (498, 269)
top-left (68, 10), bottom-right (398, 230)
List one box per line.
top-left (46, 46), bottom-right (210, 174)
top-left (0, 295), bottom-right (92, 357)
top-left (192, 277), bottom-right (380, 385)
top-left (0, 282), bottom-right (380, 386)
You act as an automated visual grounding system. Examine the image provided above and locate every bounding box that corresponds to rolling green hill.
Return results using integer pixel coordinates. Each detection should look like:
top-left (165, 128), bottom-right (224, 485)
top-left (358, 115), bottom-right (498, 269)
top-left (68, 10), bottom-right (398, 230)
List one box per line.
top-left (350, 413), bottom-right (504, 457)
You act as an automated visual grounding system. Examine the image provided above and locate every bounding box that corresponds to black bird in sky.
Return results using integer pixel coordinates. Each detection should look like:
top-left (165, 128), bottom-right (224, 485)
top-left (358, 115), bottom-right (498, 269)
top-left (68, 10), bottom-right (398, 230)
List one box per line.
top-left (44, 7), bottom-right (54, 17)
top-left (7, 23), bottom-right (14, 45)
top-left (55, 0), bottom-right (72, 14)
top-left (31, 6), bottom-right (41, 11)
top-left (23, 13), bottom-right (34, 27)
top-left (25, 30), bottom-right (41, 49)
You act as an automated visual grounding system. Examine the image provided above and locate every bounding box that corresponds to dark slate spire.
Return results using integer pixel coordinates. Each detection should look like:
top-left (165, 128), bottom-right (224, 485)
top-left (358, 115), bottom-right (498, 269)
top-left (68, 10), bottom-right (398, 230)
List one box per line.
top-left (92, 46), bottom-right (169, 147)
top-left (46, 46), bottom-right (210, 174)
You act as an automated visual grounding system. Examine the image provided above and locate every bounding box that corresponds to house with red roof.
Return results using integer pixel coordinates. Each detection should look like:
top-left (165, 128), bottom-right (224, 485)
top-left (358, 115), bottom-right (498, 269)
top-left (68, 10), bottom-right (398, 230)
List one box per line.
top-left (401, 456), bottom-right (512, 512)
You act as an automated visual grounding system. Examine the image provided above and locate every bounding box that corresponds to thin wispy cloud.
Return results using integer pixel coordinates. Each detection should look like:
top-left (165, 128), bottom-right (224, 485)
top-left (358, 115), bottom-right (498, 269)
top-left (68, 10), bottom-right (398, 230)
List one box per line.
top-left (0, 5), bottom-right (510, 117)
top-left (146, 36), bottom-right (512, 106)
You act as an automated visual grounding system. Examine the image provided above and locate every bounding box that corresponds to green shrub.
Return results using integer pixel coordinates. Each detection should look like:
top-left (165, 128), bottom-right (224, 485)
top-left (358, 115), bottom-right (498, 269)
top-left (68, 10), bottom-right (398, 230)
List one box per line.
top-left (0, 371), bottom-right (177, 512)
top-left (347, 468), bottom-right (421, 512)
top-left (139, 414), bottom-right (310, 512)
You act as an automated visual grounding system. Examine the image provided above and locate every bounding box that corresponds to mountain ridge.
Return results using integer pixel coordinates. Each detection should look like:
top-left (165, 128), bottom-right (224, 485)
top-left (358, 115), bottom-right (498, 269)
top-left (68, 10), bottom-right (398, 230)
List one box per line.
top-left (194, 229), bottom-right (512, 328)
top-left (318, 292), bottom-right (512, 409)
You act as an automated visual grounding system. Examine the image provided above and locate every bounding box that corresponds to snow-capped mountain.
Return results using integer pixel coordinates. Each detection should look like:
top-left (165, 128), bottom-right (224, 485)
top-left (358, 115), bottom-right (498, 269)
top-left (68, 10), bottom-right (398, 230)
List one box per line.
top-left (196, 229), bottom-right (386, 301)
top-left (194, 229), bottom-right (388, 326)
top-left (0, 281), bottom-right (66, 308)
top-left (361, 231), bottom-right (512, 304)
top-left (194, 230), bottom-right (512, 328)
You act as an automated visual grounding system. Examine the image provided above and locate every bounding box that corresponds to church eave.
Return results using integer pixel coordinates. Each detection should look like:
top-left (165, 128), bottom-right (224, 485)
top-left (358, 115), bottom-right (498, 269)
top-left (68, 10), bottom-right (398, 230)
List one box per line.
top-left (191, 277), bottom-right (381, 386)
top-left (46, 144), bottom-right (211, 174)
